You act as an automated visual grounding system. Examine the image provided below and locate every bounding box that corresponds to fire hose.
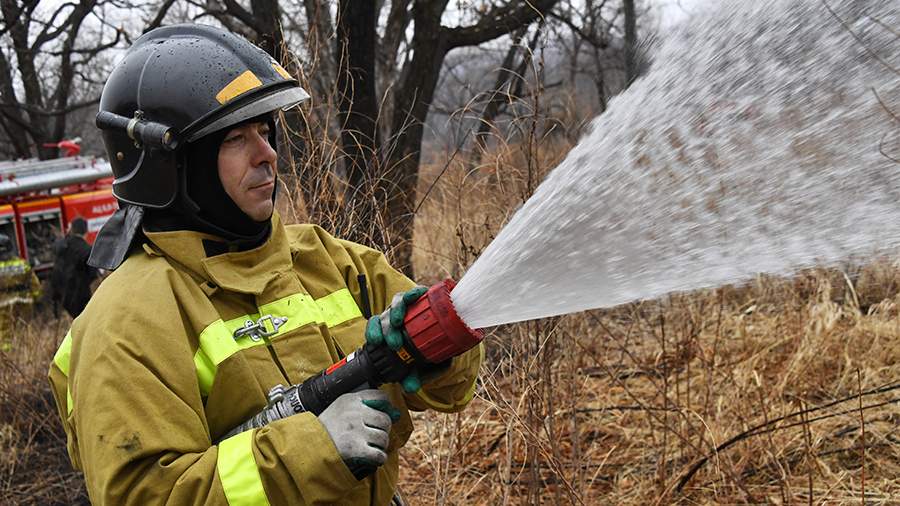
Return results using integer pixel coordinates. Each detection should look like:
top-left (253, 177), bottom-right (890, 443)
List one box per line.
top-left (219, 278), bottom-right (484, 479)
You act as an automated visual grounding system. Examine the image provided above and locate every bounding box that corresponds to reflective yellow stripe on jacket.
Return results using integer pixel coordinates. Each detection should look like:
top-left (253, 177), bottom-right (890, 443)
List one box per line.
top-left (194, 288), bottom-right (362, 396)
top-left (51, 290), bottom-right (359, 504)
top-left (217, 430), bottom-right (271, 506)
top-left (52, 331), bottom-right (74, 415)
top-left (53, 289), bottom-right (363, 411)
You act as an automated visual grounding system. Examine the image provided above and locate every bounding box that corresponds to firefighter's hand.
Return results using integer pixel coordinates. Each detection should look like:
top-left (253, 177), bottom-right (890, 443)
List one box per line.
top-left (318, 389), bottom-right (398, 474)
top-left (365, 286), bottom-right (453, 393)
top-left (365, 286), bottom-right (427, 350)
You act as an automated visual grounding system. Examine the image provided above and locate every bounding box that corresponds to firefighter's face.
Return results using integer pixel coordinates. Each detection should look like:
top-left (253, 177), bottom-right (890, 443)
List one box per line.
top-left (217, 121), bottom-right (277, 222)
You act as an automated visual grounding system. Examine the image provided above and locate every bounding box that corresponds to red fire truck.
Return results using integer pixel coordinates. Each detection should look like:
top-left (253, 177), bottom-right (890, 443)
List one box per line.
top-left (0, 155), bottom-right (117, 275)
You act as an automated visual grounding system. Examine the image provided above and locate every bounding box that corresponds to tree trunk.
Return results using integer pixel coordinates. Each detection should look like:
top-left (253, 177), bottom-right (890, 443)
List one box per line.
top-left (2, 0), bottom-right (51, 158)
top-left (50, 1), bottom-right (95, 150)
top-left (623, 0), bottom-right (638, 83)
top-left (336, 0), bottom-right (385, 247)
top-left (383, 0), bottom-right (450, 275)
top-left (0, 51), bottom-right (31, 158)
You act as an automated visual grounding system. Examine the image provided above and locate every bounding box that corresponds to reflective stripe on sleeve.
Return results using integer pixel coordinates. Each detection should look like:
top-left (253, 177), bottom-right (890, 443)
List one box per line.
top-left (194, 289), bottom-right (363, 396)
top-left (53, 330), bottom-right (73, 376)
top-left (53, 331), bottom-right (74, 414)
top-left (217, 430), bottom-right (271, 506)
top-left (194, 320), bottom-right (241, 396)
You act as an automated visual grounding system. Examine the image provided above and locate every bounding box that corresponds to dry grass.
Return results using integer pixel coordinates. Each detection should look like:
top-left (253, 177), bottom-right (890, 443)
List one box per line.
top-left (1, 91), bottom-right (898, 506)
top-left (398, 137), bottom-right (900, 505)
top-left (0, 312), bottom-right (88, 505)
top-left (397, 270), bottom-right (900, 504)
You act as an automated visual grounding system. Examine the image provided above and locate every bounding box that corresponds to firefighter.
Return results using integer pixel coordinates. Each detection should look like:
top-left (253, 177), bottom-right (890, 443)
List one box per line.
top-left (48, 24), bottom-right (482, 505)
top-left (0, 233), bottom-right (40, 350)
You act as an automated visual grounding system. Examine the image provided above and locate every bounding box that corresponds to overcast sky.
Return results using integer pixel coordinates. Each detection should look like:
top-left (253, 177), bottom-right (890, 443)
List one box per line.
top-left (656, 0), bottom-right (709, 28)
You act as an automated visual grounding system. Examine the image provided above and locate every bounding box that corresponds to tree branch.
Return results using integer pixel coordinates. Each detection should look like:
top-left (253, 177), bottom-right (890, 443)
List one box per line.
top-left (444, 0), bottom-right (559, 50)
top-left (0, 97), bottom-right (99, 117)
top-left (31, 1), bottom-right (77, 50)
top-left (220, 0), bottom-right (261, 34)
top-left (547, 10), bottom-right (609, 49)
top-left (144, 0), bottom-right (177, 33)
top-left (44, 27), bottom-right (122, 57)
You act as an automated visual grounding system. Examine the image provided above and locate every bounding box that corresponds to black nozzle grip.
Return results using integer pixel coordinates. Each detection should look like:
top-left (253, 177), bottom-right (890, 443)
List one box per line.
top-left (96, 111), bottom-right (179, 151)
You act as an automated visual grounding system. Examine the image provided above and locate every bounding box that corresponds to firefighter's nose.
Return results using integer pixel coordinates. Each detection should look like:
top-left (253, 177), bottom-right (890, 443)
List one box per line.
top-left (252, 131), bottom-right (277, 167)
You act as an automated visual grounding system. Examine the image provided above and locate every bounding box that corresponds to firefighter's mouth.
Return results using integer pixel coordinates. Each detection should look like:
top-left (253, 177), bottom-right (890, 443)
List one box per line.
top-left (249, 179), bottom-right (274, 191)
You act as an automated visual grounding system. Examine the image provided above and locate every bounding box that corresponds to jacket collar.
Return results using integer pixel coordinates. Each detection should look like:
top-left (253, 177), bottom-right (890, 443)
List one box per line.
top-left (144, 212), bottom-right (292, 295)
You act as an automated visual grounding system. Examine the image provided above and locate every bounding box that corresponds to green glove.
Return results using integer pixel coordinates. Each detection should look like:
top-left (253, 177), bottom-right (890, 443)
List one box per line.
top-left (362, 398), bottom-right (401, 422)
top-left (389, 286), bottom-right (428, 327)
top-left (364, 286), bottom-right (429, 393)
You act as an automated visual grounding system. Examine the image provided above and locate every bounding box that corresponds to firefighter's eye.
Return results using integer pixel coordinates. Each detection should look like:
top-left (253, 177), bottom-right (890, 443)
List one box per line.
top-left (223, 134), bottom-right (243, 144)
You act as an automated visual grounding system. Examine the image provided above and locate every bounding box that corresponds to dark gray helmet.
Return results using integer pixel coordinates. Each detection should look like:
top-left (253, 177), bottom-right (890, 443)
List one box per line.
top-left (95, 23), bottom-right (309, 208)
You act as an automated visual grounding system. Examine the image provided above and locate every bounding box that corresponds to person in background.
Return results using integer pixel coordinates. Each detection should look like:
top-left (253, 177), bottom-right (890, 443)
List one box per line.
top-left (0, 233), bottom-right (41, 350)
top-left (49, 217), bottom-right (97, 319)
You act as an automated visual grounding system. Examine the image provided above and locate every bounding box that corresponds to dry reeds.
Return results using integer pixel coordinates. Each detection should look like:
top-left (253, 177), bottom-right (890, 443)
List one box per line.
top-left (0, 313), bottom-right (87, 505)
top-left (399, 136), bottom-right (900, 504)
top-left (2, 43), bottom-right (899, 506)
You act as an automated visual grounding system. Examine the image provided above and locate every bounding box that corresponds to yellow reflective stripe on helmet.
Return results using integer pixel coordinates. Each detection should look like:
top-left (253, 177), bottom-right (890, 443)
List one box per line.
top-left (271, 63), bottom-right (291, 80)
top-left (53, 331), bottom-right (75, 415)
top-left (194, 289), bottom-right (363, 396)
top-left (217, 430), bottom-right (271, 506)
top-left (215, 70), bottom-right (263, 104)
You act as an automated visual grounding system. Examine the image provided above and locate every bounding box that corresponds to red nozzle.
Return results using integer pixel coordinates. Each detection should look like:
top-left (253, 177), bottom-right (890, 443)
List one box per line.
top-left (403, 278), bottom-right (484, 363)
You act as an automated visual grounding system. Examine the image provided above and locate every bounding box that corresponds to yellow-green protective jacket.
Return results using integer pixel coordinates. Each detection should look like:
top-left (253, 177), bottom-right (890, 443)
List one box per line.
top-left (48, 213), bottom-right (482, 505)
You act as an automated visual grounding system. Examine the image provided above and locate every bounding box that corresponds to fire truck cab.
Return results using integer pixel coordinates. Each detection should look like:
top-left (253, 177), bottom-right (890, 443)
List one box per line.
top-left (0, 155), bottom-right (116, 276)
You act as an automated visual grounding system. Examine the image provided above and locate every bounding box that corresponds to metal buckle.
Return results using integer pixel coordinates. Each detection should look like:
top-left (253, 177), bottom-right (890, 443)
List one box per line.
top-left (233, 314), bottom-right (288, 342)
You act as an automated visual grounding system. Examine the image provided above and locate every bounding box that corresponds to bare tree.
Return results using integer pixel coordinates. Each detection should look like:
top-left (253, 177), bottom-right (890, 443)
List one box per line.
top-left (0, 0), bottom-right (115, 159)
top-left (0, 0), bottom-right (180, 160)
top-left (358, 0), bottom-right (561, 273)
top-left (208, 0), bottom-right (560, 274)
top-left (547, 0), bottom-right (653, 117)
top-left (471, 25), bottom-right (544, 161)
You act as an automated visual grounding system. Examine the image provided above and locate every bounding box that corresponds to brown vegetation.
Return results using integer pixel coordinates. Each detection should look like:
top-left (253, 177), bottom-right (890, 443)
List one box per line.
top-left (3, 87), bottom-right (899, 506)
top-left (395, 138), bottom-right (900, 504)
top-left (0, 315), bottom-right (87, 505)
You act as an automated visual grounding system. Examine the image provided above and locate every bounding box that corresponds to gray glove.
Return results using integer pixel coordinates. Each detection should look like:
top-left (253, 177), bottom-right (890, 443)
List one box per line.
top-left (318, 389), bottom-right (398, 475)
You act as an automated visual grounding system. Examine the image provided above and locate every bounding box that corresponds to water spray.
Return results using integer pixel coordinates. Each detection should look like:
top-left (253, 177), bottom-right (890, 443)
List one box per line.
top-left (223, 0), bottom-right (899, 479)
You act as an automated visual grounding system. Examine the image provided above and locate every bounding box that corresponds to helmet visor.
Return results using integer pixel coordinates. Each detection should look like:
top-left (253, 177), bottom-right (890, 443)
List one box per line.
top-left (185, 86), bottom-right (309, 143)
